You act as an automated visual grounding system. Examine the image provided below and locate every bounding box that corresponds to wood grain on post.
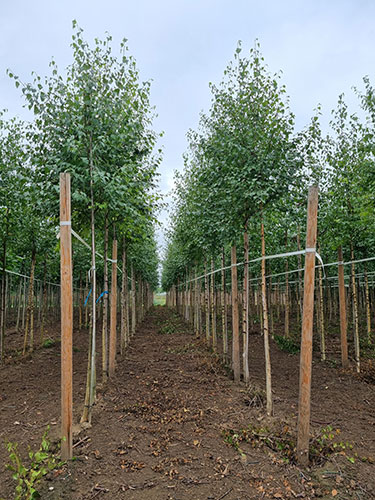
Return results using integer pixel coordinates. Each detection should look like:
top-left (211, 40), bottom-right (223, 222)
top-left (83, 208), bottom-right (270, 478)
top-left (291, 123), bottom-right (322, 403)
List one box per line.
top-left (296, 185), bottom-right (319, 466)
top-left (60, 173), bottom-right (73, 461)
top-left (231, 245), bottom-right (240, 383)
top-left (338, 246), bottom-right (348, 369)
top-left (109, 239), bottom-right (118, 377)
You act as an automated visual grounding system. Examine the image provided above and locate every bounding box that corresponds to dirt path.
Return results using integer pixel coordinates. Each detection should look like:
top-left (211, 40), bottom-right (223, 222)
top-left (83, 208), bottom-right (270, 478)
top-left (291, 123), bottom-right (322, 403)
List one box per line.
top-left (1, 307), bottom-right (375, 499)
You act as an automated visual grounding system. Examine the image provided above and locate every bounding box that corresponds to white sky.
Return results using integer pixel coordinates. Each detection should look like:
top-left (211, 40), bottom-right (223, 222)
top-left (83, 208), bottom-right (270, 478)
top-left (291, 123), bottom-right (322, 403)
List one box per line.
top-left (1, 0), bottom-right (375, 253)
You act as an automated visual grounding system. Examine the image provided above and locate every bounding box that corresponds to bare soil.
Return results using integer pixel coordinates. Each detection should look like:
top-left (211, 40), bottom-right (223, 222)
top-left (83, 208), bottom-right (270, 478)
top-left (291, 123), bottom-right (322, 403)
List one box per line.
top-left (1, 306), bottom-right (374, 499)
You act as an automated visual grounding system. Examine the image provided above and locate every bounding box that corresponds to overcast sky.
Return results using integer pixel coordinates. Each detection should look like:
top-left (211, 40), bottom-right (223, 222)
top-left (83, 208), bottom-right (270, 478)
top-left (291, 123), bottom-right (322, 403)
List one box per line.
top-left (2, 0), bottom-right (375, 252)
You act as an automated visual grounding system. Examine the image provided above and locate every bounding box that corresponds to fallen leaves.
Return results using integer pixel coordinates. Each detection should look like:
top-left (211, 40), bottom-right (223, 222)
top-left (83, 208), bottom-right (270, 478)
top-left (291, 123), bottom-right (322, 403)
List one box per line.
top-left (120, 460), bottom-right (146, 472)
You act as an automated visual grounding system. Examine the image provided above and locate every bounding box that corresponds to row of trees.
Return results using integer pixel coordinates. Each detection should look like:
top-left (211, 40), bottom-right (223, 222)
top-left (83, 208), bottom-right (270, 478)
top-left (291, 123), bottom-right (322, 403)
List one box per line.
top-left (162, 42), bottom-right (375, 413)
top-left (0, 23), bottom-right (161, 422)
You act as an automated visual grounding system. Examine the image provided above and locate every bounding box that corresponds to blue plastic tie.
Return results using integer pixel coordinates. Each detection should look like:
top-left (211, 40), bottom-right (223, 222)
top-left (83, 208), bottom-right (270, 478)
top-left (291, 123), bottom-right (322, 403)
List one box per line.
top-left (96, 291), bottom-right (109, 304)
top-left (84, 288), bottom-right (92, 307)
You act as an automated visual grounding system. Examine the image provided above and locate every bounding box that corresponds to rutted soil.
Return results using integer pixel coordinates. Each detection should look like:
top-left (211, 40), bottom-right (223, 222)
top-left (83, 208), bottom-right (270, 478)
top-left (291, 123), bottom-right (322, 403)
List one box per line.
top-left (1, 307), bottom-right (375, 499)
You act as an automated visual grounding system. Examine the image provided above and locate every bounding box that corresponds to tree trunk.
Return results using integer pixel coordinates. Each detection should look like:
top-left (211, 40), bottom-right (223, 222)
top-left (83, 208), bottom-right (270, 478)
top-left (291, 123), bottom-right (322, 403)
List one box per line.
top-left (285, 229), bottom-right (289, 338)
top-left (297, 228), bottom-right (303, 320)
top-left (0, 234), bottom-right (7, 362)
top-left (231, 245), bottom-right (240, 383)
top-left (261, 215), bottom-right (272, 416)
top-left (23, 248), bottom-right (36, 355)
top-left (350, 244), bottom-right (360, 373)
top-left (120, 236), bottom-right (129, 354)
top-left (102, 215), bottom-right (109, 383)
top-left (211, 258), bottom-right (217, 350)
top-left (318, 244), bottom-right (325, 361)
top-left (40, 259), bottom-right (48, 345)
top-left (131, 264), bottom-right (136, 336)
top-left (242, 226), bottom-right (250, 383)
top-left (79, 271), bottom-right (83, 331)
top-left (204, 259), bottom-right (210, 345)
top-left (81, 135), bottom-right (97, 424)
top-left (221, 248), bottom-right (228, 362)
top-left (364, 268), bottom-right (371, 344)
top-left (109, 237), bottom-right (118, 378)
top-left (16, 276), bottom-right (23, 333)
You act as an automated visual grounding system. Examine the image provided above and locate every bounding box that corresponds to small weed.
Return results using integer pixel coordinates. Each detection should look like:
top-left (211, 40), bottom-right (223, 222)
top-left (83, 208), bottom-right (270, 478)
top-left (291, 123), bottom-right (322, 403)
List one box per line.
top-left (223, 423), bottom-right (356, 465)
top-left (310, 425), bottom-right (356, 463)
top-left (6, 426), bottom-right (64, 499)
top-left (42, 339), bottom-right (55, 348)
top-left (158, 319), bottom-right (178, 335)
top-left (274, 334), bottom-right (300, 354)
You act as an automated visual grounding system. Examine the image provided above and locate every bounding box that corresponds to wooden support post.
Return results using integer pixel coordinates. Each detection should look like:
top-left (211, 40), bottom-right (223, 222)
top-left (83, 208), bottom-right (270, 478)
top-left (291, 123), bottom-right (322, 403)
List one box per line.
top-left (60, 173), bottom-right (73, 461)
top-left (297, 185), bottom-right (319, 466)
top-left (109, 239), bottom-right (118, 377)
top-left (231, 245), bottom-right (240, 383)
top-left (338, 246), bottom-right (348, 369)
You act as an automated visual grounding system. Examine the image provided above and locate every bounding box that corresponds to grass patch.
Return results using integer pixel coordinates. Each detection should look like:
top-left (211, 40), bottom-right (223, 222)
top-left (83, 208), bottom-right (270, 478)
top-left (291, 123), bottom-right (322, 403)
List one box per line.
top-left (154, 293), bottom-right (166, 306)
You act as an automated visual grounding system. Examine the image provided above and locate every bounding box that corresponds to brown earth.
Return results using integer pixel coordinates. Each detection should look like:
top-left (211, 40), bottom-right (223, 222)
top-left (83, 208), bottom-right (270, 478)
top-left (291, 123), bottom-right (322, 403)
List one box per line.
top-left (1, 306), bottom-right (375, 500)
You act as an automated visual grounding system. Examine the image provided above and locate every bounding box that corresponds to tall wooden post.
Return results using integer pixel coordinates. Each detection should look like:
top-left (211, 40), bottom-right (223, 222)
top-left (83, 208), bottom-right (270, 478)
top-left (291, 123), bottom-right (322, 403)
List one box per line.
top-left (60, 173), bottom-right (73, 460)
top-left (231, 245), bottom-right (240, 383)
top-left (109, 239), bottom-right (118, 377)
top-left (338, 246), bottom-right (348, 369)
top-left (297, 185), bottom-right (319, 466)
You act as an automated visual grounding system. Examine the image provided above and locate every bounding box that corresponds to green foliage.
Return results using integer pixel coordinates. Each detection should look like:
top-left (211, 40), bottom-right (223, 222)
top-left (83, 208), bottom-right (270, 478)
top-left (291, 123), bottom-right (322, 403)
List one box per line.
top-left (223, 424), bottom-right (356, 465)
top-left (162, 40), bottom-right (298, 288)
top-left (158, 316), bottom-right (180, 335)
top-left (41, 339), bottom-right (55, 348)
top-left (274, 334), bottom-right (300, 354)
top-left (3, 22), bottom-right (161, 293)
top-left (5, 427), bottom-right (63, 499)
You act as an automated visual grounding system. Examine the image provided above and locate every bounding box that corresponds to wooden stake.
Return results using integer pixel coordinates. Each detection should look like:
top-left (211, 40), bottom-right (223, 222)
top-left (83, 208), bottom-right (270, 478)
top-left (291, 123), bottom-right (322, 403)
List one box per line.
top-left (338, 246), bottom-right (348, 369)
top-left (60, 173), bottom-right (73, 461)
top-left (109, 239), bottom-right (118, 377)
top-left (231, 245), bottom-right (240, 383)
top-left (296, 185), bottom-right (319, 466)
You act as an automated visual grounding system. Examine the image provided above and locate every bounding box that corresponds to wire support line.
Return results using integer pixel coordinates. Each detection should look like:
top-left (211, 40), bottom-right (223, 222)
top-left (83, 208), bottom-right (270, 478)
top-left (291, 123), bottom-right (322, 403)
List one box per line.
top-left (177, 252), bottom-right (375, 288)
top-left (180, 249), bottom-right (324, 286)
top-left (0, 267), bottom-right (83, 290)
